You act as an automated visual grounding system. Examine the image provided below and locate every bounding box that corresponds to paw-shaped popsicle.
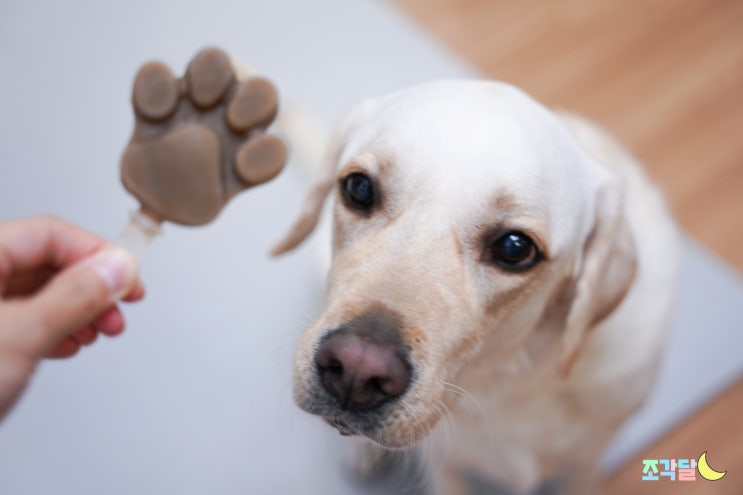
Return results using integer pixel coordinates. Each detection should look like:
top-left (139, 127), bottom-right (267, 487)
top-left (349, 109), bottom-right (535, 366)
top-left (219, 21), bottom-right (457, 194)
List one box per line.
top-left (121, 47), bottom-right (287, 226)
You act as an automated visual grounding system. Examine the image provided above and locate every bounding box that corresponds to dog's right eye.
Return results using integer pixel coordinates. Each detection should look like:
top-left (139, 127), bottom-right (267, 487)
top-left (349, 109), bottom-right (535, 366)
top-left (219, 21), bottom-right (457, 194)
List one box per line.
top-left (340, 172), bottom-right (377, 212)
top-left (484, 230), bottom-right (540, 271)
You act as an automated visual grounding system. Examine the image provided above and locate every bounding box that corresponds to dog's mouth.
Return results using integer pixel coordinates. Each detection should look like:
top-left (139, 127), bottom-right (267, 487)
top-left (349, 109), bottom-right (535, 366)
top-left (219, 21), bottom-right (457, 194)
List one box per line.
top-left (320, 411), bottom-right (436, 450)
top-left (324, 417), bottom-right (359, 436)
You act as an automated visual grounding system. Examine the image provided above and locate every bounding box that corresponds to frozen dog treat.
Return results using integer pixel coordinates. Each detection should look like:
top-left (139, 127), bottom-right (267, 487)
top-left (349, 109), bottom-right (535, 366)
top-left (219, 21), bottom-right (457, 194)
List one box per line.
top-left (117, 47), bottom-right (287, 257)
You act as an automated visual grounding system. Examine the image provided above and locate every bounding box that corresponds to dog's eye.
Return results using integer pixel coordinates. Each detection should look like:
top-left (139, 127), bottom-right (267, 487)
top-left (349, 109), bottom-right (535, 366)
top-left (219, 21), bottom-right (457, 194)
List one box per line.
top-left (340, 172), bottom-right (376, 211)
top-left (485, 231), bottom-right (540, 271)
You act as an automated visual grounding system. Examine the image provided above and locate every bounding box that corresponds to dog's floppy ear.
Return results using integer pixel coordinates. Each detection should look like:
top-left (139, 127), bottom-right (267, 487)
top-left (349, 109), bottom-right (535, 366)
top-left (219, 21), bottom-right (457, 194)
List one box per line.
top-left (271, 99), bottom-right (379, 256)
top-left (560, 180), bottom-right (637, 376)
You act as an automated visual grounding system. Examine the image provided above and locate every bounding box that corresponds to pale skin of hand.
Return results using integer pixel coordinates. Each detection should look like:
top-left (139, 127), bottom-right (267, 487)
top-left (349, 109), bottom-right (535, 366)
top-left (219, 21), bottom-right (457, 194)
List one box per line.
top-left (0, 216), bottom-right (142, 420)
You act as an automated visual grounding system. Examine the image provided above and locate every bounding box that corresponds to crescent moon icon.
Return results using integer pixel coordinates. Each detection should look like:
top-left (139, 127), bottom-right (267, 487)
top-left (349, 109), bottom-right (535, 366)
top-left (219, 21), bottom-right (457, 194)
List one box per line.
top-left (698, 451), bottom-right (727, 481)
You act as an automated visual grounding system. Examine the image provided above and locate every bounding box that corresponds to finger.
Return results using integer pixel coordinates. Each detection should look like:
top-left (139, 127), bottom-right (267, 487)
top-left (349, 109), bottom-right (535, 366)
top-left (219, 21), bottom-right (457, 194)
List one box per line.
top-left (46, 337), bottom-right (80, 359)
top-left (71, 325), bottom-right (98, 346)
top-left (122, 282), bottom-right (145, 302)
top-left (17, 247), bottom-right (138, 357)
top-left (0, 216), bottom-right (107, 286)
top-left (3, 266), bottom-right (56, 297)
top-left (94, 307), bottom-right (125, 336)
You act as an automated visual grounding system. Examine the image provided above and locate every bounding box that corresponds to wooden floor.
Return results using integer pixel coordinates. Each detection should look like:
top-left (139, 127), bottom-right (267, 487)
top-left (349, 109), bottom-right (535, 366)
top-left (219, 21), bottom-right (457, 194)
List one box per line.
top-left (391, 0), bottom-right (743, 493)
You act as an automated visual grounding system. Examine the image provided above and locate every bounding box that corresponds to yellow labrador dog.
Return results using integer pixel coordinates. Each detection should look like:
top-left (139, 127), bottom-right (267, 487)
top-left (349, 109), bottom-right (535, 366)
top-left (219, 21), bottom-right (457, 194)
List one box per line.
top-left (274, 80), bottom-right (678, 494)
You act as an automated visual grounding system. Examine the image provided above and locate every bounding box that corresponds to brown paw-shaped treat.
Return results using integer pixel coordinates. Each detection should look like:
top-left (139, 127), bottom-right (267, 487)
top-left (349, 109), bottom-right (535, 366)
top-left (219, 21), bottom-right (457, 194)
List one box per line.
top-left (121, 47), bottom-right (287, 226)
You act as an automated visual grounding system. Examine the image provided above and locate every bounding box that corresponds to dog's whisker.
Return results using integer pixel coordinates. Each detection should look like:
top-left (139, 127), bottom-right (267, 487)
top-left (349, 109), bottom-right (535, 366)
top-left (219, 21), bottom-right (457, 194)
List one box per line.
top-left (399, 403), bottom-right (418, 478)
top-left (437, 399), bottom-right (456, 469)
top-left (420, 433), bottom-right (436, 492)
top-left (287, 309), bottom-right (318, 330)
top-left (427, 400), bottom-right (447, 470)
top-left (408, 432), bottom-right (431, 493)
top-left (410, 437), bottom-right (426, 492)
top-left (416, 432), bottom-right (434, 492)
top-left (442, 380), bottom-right (495, 444)
top-left (390, 402), bottom-right (432, 493)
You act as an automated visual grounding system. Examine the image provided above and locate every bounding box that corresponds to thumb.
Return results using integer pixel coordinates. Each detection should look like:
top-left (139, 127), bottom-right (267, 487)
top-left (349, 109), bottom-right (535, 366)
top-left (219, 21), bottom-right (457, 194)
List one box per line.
top-left (22, 247), bottom-right (138, 354)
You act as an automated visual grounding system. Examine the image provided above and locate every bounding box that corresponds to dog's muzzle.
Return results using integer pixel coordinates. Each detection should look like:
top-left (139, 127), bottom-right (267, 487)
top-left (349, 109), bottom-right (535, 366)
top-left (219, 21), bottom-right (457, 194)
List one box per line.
top-left (312, 307), bottom-right (413, 432)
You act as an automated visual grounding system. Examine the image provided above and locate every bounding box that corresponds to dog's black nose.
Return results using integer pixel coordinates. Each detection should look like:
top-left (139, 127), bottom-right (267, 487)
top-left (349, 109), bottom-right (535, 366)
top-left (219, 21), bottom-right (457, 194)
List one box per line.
top-left (316, 314), bottom-right (411, 411)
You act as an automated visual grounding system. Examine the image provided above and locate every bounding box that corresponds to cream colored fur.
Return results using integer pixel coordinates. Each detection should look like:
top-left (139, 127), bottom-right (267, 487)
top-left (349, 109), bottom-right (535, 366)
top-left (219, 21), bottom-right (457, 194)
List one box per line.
top-left (275, 80), bottom-right (678, 494)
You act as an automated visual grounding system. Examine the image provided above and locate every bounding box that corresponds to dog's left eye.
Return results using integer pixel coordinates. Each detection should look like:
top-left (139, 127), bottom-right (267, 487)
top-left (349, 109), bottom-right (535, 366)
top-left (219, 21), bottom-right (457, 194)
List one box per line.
top-left (340, 172), bottom-right (376, 212)
top-left (485, 231), bottom-right (540, 271)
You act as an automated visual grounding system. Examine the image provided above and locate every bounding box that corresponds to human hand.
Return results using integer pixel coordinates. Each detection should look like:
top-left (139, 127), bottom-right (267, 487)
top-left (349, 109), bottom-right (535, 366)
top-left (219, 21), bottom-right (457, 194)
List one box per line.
top-left (0, 216), bottom-right (143, 420)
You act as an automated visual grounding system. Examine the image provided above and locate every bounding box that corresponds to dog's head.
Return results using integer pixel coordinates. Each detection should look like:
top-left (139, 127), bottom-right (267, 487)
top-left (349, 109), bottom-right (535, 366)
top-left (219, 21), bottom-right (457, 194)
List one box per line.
top-left (274, 80), bottom-right (636, 449)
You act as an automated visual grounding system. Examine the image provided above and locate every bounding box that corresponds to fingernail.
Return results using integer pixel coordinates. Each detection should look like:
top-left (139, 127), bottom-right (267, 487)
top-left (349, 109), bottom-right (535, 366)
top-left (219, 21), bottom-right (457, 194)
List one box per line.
top-left (92, 248), bottom-right (137, 299)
